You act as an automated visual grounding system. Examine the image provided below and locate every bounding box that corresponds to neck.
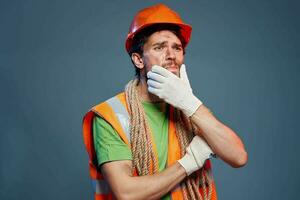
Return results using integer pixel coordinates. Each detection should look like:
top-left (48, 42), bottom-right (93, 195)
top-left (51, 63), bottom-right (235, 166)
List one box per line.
top-left (137, 77), bottom-right (164, 103)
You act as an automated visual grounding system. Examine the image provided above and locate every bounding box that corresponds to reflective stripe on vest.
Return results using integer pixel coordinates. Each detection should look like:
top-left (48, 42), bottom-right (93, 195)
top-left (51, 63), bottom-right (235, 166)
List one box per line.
top-left (90, 96), bottom-right (130, 196)
top-left (106, 96), bottom-right (131, 143)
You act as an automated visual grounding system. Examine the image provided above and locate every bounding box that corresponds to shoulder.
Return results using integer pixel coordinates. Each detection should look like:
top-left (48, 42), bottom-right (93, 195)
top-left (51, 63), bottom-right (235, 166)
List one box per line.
top-left (92, 92), bottom-right (126, 114)
top-left (85, 91), bottom-right (131, 146)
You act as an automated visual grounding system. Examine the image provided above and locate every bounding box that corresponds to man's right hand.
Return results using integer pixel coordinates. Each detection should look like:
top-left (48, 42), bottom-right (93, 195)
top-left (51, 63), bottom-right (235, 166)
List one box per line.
top-left (178, 136), bottom-right (214, 175)
top-left (147, 65), bottom-right (203, 117)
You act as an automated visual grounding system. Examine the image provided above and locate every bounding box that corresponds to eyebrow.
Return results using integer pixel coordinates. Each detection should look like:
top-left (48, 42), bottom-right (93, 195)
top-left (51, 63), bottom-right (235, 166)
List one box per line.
top-left (152, 41), bottom-right (167, 46)
top-left (152, 41), bottom-right (182, 47)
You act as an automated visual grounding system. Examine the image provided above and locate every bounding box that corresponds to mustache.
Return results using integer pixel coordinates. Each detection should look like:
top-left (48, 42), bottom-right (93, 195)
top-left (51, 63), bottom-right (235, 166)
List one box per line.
top-left (162, 62), bottom-right (179, 68)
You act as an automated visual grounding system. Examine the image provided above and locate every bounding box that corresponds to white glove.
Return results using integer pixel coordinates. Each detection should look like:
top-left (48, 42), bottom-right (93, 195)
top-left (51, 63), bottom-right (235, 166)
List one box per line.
top-left (178, 136), bottom-right (214, 176)
top-left (147, 64), bottom-right (202, 117)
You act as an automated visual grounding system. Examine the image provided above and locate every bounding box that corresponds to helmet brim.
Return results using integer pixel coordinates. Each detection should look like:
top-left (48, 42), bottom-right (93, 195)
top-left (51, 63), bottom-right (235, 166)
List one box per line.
top-left (125, 22), bottom-right (192, 54)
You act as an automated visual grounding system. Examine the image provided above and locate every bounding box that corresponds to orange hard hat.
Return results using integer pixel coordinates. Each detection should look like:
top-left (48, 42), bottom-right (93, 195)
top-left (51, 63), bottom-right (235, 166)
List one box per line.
top-left (125, 3), bottom-right (192, 53)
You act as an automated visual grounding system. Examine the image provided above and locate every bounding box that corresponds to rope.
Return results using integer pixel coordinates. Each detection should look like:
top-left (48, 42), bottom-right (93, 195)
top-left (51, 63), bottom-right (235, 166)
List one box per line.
top-left (125, 79), bottom-right (213, 199)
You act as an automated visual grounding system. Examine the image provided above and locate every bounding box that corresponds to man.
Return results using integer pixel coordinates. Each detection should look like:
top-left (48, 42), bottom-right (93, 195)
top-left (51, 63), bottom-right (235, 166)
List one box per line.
top-left (82, 3), bottom-right (247, 200)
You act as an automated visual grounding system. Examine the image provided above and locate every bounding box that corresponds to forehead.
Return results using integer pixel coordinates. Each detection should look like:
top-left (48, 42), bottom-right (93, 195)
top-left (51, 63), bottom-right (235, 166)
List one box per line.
top-left (146, 30), bottom-right (182, 45)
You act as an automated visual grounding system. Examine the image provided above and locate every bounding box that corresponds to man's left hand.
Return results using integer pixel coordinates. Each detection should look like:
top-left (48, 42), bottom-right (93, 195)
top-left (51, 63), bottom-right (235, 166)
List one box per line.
top-left (147, 64), bottom-right (203, 117)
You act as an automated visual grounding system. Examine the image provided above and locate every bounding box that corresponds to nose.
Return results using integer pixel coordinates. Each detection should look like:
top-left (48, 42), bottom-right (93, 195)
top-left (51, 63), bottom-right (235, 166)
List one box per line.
top-left (165, 46), bottom-right (175, 60)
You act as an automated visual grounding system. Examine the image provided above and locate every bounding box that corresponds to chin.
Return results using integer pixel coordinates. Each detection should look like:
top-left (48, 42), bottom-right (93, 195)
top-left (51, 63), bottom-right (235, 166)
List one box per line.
top-left (166, 68), bottom-right (179, 76)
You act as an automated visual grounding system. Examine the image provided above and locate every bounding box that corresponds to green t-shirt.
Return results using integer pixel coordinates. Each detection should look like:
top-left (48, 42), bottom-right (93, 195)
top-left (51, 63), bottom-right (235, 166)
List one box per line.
top-left (93, 101), bottom-right (170, 199)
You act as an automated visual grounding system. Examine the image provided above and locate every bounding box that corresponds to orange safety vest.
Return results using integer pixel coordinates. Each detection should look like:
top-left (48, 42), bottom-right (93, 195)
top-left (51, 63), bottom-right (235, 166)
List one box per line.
top-left (82, 92), bottom-right (218, 200)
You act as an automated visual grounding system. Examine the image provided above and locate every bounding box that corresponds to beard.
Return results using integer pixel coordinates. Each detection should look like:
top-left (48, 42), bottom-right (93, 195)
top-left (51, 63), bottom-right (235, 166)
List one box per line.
top-left (162, 61), bottom-right (180, 76)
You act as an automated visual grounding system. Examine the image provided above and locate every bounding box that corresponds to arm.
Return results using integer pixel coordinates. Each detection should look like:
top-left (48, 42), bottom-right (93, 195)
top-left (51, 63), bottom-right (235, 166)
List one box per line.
top-left (94, 115), bottom-right (212, 199)
top-left (101, 134), bottom-right (213, 200)
top-left (94, 115), bottom-right (185, 199)
top-left (191, 104), bottom-right (248, 167)
top-left (147, 64), bottom-right (248, 168)
top-left (101, 160), bottom-right (186, 200)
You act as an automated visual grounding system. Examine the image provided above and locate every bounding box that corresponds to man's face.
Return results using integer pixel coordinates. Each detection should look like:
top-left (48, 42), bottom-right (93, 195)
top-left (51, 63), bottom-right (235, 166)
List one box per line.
top-left (141, 30), bottom-right (184, 77)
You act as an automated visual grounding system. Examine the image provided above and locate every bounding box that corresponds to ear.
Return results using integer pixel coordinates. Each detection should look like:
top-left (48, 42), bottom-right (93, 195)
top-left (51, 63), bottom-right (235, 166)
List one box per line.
top-left (131, 53), bottom-right (144, 69)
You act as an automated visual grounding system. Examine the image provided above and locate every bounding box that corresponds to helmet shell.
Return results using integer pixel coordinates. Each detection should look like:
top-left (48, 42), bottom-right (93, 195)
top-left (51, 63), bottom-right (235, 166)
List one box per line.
top-left (125, 3), bottom-right (192, 53)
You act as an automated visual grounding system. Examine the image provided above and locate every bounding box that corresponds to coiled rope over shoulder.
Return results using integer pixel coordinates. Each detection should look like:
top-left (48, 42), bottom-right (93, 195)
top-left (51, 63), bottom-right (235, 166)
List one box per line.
top-left (125, 79), bottom-right (213, 200)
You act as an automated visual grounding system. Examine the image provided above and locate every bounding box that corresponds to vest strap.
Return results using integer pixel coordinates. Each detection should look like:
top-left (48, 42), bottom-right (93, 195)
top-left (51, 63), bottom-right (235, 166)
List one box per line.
top-left (106, 96), bottom-right (131, 143)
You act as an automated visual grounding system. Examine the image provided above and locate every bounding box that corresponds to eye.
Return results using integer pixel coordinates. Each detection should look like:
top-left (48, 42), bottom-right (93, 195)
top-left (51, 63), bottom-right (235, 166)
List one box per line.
top-left (174, 46), bottom-right (183, 51)
top-left (154, 46), bottom-right (163, 51)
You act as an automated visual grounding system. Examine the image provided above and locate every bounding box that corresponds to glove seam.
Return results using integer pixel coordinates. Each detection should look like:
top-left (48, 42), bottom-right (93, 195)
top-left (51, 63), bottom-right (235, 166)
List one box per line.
top-left (189, 146), bottom-right (201, 168)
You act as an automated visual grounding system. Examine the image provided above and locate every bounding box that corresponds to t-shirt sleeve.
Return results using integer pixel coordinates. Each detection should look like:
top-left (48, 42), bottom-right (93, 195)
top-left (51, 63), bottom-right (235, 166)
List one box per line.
top-left (93, 115), bottom-right (132, 166)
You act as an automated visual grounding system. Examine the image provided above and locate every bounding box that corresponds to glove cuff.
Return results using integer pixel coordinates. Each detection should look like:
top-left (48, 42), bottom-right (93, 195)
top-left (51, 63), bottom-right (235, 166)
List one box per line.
top-left (183, 95), bottom-right (203, 117)
top-left (178, 156), bottom-right (198, 176)
top-left (178, 150), bottom-right (198, 176)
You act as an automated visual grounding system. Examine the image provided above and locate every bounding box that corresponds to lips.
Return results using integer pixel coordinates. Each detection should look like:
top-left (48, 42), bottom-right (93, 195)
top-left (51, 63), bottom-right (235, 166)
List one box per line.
top-left (165, 66), bottom-right (178, 73)
top-left (164, 63), bottom-right (178, 69)
top-left (163, 63), bottom-right (178, 72)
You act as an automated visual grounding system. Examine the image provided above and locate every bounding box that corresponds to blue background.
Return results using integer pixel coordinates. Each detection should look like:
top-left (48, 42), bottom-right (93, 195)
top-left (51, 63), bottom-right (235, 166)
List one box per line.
top-left (1, 0), bottom-right (299, 199)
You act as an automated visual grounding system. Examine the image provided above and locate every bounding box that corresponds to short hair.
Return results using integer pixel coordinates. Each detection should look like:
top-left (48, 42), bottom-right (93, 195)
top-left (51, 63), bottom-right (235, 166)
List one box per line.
top-left (128, 24), bottom-right (186, 78)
